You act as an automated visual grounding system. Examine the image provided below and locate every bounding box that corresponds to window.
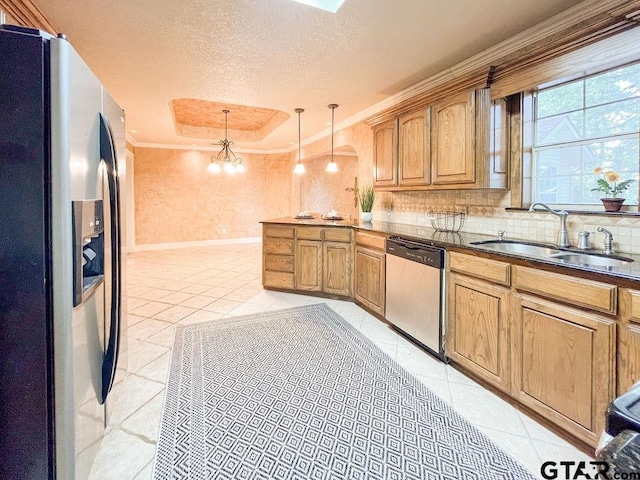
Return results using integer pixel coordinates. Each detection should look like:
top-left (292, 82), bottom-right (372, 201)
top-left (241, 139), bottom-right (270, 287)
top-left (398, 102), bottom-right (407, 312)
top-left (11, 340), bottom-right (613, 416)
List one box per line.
top-left (532, 63), bottom-right (640, 206)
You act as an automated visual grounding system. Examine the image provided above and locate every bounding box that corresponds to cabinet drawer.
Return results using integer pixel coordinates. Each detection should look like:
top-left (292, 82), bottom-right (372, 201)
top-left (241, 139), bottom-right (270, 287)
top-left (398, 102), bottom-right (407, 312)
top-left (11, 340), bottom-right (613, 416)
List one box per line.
top-left (355, 231), bottom-right (386, 250)
top-left (264, 226), bottom-right (294, 238)
top-left (513, 266), bottom-right (617, 315)
top-left (448, 252), bottom-right (510, 286)
top-left (323, 228), bottom-right (352, 243)
top-left (264, 271), bottom-right (294, 289)
top-left (296, 227), bottom-right (323, 240)
top-left (263, 238), bottom-right (294, 255)
top-left (264, 254), bottom-right (294, 273)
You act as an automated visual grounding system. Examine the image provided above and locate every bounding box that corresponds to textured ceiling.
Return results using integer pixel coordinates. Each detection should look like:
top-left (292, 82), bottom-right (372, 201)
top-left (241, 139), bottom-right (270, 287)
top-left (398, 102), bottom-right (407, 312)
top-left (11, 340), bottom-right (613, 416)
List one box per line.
top-left (33, 0), bottom-right (584, 150)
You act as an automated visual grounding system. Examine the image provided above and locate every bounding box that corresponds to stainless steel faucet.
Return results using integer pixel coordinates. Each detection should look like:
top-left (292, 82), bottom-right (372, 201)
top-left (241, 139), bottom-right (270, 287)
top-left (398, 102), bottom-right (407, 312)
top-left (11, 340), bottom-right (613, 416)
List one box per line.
top-left (597, 227), bottom-right (614, 254)
top-left (528, 202), bottom-right (570, 248)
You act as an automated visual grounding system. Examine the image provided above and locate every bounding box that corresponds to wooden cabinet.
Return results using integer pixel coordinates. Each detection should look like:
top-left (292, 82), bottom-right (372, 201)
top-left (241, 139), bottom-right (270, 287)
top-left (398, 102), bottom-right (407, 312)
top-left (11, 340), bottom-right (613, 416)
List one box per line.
top-left (511, 294), bottom-right (615, 445)
top-left (323, 242), bottom-right (352, 296)
top-left (447, 255), bottom-right (511, 392)
top-left (295, 240), bottom-right (322, 292)
top-left (371, 88), bottom-right (506, 191)
top-left (291, 227), bottom-right (353, 298)
top-left (354, 231), bottom-right (388, 316)
top-left (262, 226), bottom-right (295, 289)
top-left (398, 109), bottom-right (431, 186)
top-left (373, 119), bottom-right (398, 187)
top-left (618, 289), bottom-right (640, 394)
top-left (432, 90), bottom-right (475, 185)
top-left (373, 109), bottom-right (431, 188)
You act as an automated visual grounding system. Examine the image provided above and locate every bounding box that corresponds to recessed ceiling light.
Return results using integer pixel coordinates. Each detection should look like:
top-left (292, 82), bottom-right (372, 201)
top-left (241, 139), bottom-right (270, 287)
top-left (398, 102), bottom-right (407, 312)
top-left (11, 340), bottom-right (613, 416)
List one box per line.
top-left (289, 0), bottom-right (346, 13)
top-left (130, 129), bottom-right (137, 133)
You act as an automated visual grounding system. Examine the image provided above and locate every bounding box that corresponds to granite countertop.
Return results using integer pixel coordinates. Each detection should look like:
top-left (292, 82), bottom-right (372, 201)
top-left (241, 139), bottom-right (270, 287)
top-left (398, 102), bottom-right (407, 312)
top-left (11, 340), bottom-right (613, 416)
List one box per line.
top-left (261, 217), bottom-right (640, 282)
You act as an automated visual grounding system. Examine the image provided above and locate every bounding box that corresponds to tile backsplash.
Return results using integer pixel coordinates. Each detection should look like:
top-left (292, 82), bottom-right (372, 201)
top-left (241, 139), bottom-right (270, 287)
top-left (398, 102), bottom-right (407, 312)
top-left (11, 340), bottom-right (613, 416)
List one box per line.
top-left (374, 190), bottom-right (640, 255)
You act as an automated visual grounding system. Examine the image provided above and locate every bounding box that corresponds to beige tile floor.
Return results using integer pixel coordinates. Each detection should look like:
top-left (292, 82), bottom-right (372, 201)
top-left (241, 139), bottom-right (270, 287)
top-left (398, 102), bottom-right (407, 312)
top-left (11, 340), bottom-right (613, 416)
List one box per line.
top-left (88, 243), bottom-right (592, 480)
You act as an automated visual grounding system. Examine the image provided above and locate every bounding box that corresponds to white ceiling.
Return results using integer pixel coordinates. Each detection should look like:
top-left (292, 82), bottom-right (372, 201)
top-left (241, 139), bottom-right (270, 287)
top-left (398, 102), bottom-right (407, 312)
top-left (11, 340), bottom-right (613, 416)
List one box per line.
top-left (34, 0), bottom-right (583, 151)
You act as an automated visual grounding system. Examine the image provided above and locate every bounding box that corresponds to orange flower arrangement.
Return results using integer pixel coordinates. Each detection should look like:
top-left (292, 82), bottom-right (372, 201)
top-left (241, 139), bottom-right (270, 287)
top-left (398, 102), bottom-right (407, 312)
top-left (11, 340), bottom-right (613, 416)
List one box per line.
top-left (592, 167), bottom-right (635, 198)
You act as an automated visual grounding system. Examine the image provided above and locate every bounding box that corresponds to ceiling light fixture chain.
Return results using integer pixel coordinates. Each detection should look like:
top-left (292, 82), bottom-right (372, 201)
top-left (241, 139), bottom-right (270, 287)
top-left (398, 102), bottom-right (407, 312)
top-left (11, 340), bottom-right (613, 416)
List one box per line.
top-left (326, 103), bottom-right (339, 173)
top-left (293, 108), bottom-right (305, 174)
top-left (208, 109), bottom-right (245, 174)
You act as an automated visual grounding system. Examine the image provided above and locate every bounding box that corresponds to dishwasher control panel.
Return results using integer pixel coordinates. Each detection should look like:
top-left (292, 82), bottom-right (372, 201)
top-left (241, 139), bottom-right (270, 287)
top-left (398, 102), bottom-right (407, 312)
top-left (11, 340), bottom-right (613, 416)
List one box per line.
top-left (386, 237), bottom-right (444, 268)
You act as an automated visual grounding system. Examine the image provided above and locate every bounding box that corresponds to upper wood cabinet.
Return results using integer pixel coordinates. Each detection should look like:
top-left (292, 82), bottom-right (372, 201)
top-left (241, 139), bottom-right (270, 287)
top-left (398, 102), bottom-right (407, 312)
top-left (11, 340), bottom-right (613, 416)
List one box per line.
top-left (373, 119), bottom-right (398, 187)
top-left (432, 90), bottom-right (475, 185)
top-left (398, 109), bottom-right (431, 186)
top-left (371, 88), bottom-right (507, 191)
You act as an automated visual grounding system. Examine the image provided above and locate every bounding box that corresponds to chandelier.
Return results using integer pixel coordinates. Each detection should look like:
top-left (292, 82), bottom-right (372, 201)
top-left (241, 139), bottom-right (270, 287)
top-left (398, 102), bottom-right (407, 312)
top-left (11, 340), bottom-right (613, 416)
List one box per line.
top-left (207, 109), bottom-right (245, 174)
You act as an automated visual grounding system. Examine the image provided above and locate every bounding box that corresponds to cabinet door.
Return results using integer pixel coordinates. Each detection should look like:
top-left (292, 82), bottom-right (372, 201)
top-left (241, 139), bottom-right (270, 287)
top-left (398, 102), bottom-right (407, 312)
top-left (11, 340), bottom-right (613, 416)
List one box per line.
top-left (373, 119), bottom-right (398, 187)
top-left (432, 90), bottom-right (475, 185)
top-left (354, 246), bottom-right (385, 315)
top-left (512, 294), bottom-right (615, 446)
top-left (446, 273), bottom-right (510, 392)
top-left (323, 241), bottom-right (352, 296)
top-left (295, 240), bottom-right (322, 292)
top-left (398, 108), bottom-right (431, 186)
top-left (618, 289), bottom-right (640, 394)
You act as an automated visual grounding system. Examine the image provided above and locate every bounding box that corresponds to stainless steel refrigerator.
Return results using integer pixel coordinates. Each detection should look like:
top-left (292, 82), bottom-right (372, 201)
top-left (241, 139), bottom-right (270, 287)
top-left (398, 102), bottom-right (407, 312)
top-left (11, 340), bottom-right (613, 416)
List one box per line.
top-left (0, 25), bottom-right (128, 479)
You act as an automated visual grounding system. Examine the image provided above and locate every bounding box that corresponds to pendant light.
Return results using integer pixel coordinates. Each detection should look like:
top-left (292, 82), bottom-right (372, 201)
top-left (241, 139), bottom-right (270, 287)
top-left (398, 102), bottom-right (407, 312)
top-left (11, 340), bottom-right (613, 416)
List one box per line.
top-left (293, 108), bottom-right (305, 174)
top-left (326, 103), bottom-right (339, 173)
top-left (207, 109), bottom-right (245, 174)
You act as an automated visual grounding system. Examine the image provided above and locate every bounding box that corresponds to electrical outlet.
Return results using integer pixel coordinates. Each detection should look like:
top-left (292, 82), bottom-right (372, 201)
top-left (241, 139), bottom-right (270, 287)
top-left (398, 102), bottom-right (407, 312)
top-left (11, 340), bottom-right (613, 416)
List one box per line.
top-left (222, 228), bottom-right (227, 235)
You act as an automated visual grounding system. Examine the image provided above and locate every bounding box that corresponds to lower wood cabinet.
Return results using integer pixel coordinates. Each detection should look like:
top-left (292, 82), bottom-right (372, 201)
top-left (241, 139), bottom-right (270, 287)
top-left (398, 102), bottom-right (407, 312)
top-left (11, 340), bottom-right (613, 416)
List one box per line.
top-left (447, 272), bottom-right (511, 392)
top-left (618, 289), bottom-right (640, 394)
top-left (295, 240), bottom-right (322, 292)
top-left (323, 241), bottom-right (352, 296)
top-left (354, 246), bottom-right (385, 315)
top-left (511, 294), bottom-right (615, 445)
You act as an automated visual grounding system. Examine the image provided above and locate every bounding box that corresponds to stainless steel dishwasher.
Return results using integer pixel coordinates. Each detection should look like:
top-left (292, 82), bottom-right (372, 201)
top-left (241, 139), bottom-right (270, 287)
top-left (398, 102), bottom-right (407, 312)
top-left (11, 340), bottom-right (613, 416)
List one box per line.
top-left (385, 236), bottom-right (447, 362)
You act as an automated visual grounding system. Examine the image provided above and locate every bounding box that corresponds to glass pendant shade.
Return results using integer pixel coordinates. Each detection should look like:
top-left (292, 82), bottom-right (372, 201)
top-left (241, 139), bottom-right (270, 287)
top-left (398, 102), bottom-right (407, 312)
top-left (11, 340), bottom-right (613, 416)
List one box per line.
top-left (294, 162), bottom-right (306, 174)
top-left (326, 161), bottom-right (338, 172)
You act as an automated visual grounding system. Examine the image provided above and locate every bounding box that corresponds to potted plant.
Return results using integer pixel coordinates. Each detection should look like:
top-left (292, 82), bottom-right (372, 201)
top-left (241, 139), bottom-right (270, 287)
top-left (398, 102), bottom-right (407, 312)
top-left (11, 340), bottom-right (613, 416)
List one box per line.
top-left (358, 184), bottom-right (375, 222)
top-left (591, 167), bottom-right (636, 212)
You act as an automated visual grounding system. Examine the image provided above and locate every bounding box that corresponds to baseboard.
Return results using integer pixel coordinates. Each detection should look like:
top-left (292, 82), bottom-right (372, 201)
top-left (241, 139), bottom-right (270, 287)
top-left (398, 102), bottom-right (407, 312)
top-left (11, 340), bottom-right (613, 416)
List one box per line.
top-left (131, 237), bottom-right (262, 252)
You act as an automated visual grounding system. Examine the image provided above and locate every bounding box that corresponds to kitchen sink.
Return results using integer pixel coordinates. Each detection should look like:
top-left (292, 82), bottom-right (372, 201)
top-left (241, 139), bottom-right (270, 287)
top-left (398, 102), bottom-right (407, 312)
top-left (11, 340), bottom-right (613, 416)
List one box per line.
top-left (470, 240), bottom-right (560, 257)
top-left (471, 240), bottom-right (634, 268)
top-left (547, 252), bottom-right (633, 267)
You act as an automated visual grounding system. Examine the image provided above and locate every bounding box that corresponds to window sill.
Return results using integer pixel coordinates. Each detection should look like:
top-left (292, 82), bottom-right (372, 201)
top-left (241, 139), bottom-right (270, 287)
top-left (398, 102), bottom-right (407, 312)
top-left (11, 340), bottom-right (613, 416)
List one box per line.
top-left (506, 207), bottom-right (640, 217)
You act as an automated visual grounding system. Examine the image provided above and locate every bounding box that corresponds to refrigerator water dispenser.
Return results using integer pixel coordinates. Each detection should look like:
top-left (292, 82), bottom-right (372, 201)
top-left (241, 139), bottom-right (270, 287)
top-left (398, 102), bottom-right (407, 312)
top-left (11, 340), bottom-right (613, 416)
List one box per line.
top-left (72, 200), bottom-right (104, 306)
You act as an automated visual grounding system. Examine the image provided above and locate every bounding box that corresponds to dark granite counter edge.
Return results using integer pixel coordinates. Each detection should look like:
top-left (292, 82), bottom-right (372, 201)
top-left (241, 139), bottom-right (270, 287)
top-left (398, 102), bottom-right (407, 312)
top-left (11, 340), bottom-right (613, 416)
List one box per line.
top-left (261, 217), bottom-right (640, 283)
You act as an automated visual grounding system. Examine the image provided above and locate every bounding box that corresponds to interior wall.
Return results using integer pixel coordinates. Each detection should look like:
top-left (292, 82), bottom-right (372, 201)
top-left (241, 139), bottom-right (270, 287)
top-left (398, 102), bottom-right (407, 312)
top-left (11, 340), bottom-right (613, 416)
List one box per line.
top-left (134, 147), bottom-right (291, 245)
top-left (298, 154), bottom-right (359, 220)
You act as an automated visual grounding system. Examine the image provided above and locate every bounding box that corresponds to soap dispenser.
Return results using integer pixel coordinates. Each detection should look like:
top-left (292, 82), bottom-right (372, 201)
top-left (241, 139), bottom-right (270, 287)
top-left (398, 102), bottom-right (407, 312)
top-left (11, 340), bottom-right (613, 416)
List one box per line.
top-left (577, 231), bottom-right (593, 250)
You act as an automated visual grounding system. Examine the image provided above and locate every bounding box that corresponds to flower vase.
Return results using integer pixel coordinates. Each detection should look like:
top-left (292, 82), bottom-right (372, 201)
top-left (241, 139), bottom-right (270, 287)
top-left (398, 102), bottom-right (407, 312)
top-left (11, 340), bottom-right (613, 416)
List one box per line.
top-left (601, 198), bottom-right (625, 212)
top-left (361, 212), bottom-right (373, 222)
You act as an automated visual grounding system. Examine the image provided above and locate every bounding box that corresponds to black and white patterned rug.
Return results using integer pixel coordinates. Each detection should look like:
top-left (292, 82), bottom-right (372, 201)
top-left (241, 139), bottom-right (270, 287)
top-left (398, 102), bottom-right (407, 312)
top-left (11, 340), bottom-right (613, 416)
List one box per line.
top-left (153, 304), bottom-right (535, 480)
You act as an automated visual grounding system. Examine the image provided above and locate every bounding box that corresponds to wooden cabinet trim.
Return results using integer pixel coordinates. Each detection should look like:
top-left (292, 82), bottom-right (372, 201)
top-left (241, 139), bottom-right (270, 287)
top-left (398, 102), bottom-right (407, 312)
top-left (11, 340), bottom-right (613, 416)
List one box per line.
top-left (513, 266), bottom-right (617, 315)
top-left (448, 251), bottom-right (510, 286)
top-left (629, 290), bottom-right (640, 323)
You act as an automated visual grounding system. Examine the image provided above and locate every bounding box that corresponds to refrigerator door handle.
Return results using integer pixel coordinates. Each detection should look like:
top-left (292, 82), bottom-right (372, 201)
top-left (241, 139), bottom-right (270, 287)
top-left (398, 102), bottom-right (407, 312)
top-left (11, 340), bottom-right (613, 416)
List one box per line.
top-left (99, 113), bottom-right (121, 404)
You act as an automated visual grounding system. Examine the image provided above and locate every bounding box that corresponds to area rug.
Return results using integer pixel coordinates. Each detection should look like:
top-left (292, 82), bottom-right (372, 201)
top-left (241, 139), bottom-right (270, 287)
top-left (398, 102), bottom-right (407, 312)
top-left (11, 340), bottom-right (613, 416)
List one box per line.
top-left (153, 304), bottom-right (535, 480)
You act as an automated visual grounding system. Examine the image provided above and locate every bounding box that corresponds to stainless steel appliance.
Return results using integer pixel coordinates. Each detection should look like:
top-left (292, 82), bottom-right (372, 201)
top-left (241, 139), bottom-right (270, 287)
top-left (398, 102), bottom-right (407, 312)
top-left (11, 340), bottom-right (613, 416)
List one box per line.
top-left (0, 25), bottom-right (127, 479)
top-left (385, 236), bottom-right (447, 362)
